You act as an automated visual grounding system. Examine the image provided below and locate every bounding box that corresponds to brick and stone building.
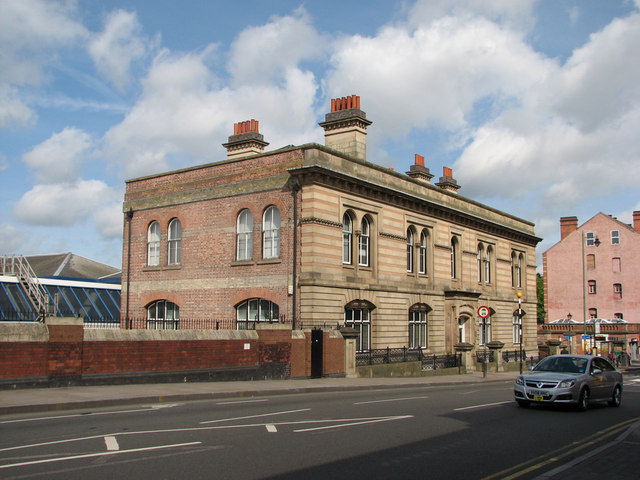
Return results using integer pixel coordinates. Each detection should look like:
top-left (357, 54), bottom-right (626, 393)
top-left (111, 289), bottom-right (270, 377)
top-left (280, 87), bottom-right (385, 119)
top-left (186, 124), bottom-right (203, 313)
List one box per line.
top-left (542, 212), bottom-right (640, 357)
top-left (121, 95), bottom-right (541, 367)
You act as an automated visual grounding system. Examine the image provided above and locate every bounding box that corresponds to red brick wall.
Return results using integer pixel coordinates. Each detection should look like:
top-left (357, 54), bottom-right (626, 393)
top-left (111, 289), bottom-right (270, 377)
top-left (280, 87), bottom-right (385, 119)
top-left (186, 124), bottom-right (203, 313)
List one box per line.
top-left (323, 332), bottom-right (345, 376)
top-left (82, 340), bottom-right (260, 374)
top-left (0, 343), bottom-right (48, 378)
top-left (122, 149), bottom-right (303, 323)
top-left (0, 324), bottom-right (345, 381)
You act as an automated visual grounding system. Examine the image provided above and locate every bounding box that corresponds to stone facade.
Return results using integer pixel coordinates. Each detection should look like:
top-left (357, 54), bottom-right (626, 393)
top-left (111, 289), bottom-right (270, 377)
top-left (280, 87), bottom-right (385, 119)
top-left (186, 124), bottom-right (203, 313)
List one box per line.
top-left (121, 96), bottom-right (540, 365)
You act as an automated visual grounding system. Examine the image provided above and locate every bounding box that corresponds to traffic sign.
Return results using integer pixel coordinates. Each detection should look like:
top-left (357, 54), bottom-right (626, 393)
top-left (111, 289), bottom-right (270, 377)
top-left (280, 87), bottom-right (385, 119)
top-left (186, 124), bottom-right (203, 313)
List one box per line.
top-left (477, 306), bottom-right (491, 318)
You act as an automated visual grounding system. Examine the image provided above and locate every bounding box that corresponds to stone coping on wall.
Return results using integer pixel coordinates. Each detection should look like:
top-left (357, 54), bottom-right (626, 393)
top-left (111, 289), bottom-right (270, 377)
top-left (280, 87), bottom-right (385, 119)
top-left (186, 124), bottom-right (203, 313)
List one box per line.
top-left (83, 329), bottom-right (261, 342)
top-left (0, 322), bottom-right (49, 342)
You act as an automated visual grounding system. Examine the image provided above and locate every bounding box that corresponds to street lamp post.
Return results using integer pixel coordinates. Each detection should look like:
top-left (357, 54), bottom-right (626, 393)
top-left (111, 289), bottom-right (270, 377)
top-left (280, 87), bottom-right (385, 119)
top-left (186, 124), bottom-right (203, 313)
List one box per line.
top-left (517, 291), bottom-right (523, 374)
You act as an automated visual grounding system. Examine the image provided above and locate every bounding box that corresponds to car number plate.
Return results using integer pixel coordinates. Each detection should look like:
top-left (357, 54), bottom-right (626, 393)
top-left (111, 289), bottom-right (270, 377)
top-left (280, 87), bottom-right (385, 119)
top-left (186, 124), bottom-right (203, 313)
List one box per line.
top-left (529, 389), bottom-right (546, 401)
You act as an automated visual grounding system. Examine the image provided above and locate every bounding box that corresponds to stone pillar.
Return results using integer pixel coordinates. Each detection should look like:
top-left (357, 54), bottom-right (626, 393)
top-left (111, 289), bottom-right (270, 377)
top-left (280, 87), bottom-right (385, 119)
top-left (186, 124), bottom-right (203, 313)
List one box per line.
top-left (547, 339), bottom-right (561, 356)
top-left (454, 342), bottom-right (474, 373)
top-left (339, 327), bottom-right (360, 378)
top-left (487, 341), bottom-right (505, 372)
top-left (45, 316), bottom-right (84, 385)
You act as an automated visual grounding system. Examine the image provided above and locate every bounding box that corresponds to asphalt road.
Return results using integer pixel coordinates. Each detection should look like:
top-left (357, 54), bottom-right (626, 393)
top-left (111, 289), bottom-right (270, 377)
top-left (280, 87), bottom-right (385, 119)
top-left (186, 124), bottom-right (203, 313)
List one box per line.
top-left (1, 373), bottom-right (639, 479)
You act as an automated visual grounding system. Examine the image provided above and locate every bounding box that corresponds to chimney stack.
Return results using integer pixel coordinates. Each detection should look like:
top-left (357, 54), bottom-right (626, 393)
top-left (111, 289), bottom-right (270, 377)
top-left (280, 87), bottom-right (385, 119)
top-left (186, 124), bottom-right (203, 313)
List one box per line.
top-left (406, 154), bottom-right (434, 184)
top-left (633, 211), bottom-right (640, 233)
top-left (222, 119), bottom-right (269, 160)
top-left (318, 95), bottom-right (372, 161)
top-left (435, 166), bottom-right (460, 193)
top-left (560, 216), bottom-right (579, 240)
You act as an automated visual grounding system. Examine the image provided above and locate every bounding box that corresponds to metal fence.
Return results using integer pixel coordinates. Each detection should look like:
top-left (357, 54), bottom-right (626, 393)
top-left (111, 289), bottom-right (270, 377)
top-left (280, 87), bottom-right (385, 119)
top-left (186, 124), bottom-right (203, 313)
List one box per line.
top-left (355, 347), bottom-right (462, 371)
top-left (122, 317), bottom-right (237, 330)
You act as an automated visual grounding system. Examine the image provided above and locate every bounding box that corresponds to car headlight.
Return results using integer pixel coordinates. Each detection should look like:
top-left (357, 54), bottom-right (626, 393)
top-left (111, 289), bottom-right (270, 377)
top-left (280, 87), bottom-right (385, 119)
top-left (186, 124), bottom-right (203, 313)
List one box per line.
top-left (558, 379), bottom-right (575, 388)
top-left (515, 376), bottom-right (524, 386)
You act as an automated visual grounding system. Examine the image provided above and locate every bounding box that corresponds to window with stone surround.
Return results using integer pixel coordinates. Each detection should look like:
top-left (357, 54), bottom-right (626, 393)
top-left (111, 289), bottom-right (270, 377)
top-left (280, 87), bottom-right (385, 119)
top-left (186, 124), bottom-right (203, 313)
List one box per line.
top-left (147, 300), bottom-right (179, 329)
top-left (236, 299), bottom-right (279, 330)
top-left (262, 206), bottom-right (280, 259)
top-left (168, 218), bottom-right (182, 265)
top-left (147, 221), bottom-right (160, 266)
top-left (237, 209), bottom-right (253, 261)
top-left (359, 216), bottom-right (370, 267)
top-left (409, 303), bottom-right (430, 349)
top-left (342, 212), bottom-right (353, 265)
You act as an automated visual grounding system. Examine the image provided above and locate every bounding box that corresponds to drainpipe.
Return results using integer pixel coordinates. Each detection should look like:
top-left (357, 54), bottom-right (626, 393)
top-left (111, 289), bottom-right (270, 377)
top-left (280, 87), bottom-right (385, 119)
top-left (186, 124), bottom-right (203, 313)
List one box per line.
top-left (292, 183), bottom-right (300, 330)
top-left (125, 208), bottom-right (133, 328)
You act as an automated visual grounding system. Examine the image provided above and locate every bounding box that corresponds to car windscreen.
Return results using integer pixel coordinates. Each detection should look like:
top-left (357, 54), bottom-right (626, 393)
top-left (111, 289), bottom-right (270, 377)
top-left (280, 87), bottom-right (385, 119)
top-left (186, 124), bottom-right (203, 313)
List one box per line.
top-left (533, 357), bottom-right (587, 373)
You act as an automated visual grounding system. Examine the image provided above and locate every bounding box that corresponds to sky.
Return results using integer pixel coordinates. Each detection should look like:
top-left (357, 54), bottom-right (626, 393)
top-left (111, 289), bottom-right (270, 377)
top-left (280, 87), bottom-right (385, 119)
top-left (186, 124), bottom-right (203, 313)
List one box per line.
top-left (1, 0), bottom-right (639, 271)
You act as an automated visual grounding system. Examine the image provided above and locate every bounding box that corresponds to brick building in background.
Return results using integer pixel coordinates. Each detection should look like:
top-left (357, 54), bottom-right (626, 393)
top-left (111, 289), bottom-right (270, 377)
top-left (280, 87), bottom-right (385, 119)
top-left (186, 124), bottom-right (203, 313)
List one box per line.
top-left (543, 212), bottom-right (640, 358)
top-left (121, 96), bottom-right (540, 367)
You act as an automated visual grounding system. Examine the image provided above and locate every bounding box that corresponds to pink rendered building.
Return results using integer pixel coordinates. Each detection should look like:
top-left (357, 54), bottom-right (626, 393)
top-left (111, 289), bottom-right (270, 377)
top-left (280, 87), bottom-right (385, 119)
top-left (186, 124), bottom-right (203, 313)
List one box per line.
top-left (543, 212), bottom-right (640, 357)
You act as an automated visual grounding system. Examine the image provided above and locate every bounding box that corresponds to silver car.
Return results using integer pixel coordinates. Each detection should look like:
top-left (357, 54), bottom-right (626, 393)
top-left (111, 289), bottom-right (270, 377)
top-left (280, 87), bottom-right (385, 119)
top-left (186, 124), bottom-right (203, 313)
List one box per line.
top-left (514, 354), bottom-right (623, 411)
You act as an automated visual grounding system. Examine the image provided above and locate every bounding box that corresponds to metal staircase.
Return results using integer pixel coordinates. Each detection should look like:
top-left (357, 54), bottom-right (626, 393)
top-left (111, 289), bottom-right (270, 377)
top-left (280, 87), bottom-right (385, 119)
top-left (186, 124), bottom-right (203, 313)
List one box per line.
top-left (1, 255), bottom-right (49, 320)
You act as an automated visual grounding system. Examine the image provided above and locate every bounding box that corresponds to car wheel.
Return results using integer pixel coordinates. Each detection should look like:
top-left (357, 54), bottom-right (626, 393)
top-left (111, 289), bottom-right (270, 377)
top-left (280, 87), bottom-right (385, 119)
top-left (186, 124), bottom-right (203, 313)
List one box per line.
top-left (516, 400), bottom-right (530, 408)
top-left (576, 388), bottom-right (589, 411)
top-left (608, 385), bottom-right (622, 407)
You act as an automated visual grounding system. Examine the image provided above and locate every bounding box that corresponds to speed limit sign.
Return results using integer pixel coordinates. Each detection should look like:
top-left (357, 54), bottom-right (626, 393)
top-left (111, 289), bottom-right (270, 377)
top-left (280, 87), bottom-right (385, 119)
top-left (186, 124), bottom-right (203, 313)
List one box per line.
top-left (477, 306), bottom-right (491, 318)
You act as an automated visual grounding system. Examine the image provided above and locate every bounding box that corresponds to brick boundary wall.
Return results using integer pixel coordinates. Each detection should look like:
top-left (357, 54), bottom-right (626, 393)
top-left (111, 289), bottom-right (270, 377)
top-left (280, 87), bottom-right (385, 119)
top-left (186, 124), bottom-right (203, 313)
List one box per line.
top-left (0, 319), bottom-right (346, 389)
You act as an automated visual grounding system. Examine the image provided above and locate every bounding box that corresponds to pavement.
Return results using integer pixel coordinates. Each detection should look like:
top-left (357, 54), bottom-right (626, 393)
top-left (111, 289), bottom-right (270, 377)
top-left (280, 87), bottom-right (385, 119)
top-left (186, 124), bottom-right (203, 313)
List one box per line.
top-left (1, 368), bottom-right (639, 479)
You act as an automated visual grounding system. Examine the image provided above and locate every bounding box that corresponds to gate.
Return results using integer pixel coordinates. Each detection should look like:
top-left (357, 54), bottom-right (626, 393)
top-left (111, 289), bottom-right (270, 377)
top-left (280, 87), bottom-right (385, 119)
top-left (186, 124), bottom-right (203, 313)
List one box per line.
top-left (310, 328), bottom-right (323, 378)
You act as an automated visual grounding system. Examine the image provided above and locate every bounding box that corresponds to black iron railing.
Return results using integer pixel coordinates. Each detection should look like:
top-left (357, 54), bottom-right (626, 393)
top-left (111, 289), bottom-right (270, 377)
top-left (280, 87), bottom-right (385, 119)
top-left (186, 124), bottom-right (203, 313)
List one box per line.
top-left (356, 347), bottom-right (462, 371)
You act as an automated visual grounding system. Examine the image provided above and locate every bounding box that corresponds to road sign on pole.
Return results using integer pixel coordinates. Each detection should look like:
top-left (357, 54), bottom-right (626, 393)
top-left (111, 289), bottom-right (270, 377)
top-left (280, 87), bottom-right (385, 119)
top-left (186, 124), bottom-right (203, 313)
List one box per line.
top-left (477, 306), bottom-right (490, 318)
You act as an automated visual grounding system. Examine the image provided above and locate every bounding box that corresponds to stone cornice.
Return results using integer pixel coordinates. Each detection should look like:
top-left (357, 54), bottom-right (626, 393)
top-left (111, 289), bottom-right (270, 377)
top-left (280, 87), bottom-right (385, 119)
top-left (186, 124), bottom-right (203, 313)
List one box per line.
top-left (289, 165), bottom-right (541, 247)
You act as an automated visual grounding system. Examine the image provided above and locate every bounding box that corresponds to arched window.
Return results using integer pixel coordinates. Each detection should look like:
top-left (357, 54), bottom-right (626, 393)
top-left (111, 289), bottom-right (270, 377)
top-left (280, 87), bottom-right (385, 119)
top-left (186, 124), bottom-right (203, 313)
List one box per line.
top-left (588, 308), bottom-right (597, 319)
top-left (237, 209), bottom-right (253, 261)
top-left (512, 312), bottom-right (522, 344)
top-left (342, 212), bottom-right (353, 264)
top-left (406, 228), bottom-right (414, 273)
top-left (517, 253), bottom-right (524, 288)
top-left (168, 218), bottom-right (182, 265)
top-left (262, 206), bottom-right (280, 259)
top-left (588, 280), bottom-right (596, 294)
top-left (359, 217), bottom-right (370, 266)
top-left (147, 221), bottom-right (160, 266)
top-left (484, 246), bottom-right (492, 284)
top-left (409, 304), bottom-right (431, 349)
top-left (477, 244), bottom-right (483, 283)
top-left (147, 300), bottom-right (179, 330)
top-left (479, 314), bottom-right (491, 346)
top-left (451, 237), bottom-right (459, 279)
top-left (458, 316), bottom-right (468, 343)
top-left (345, 300), bottom-right (374, 352)
top-left (511, 252), bottom-right (516, 287)
top-left (418, 230), bottom-right (427, 275)
top-left (236, 298), bottom-right (279, 330)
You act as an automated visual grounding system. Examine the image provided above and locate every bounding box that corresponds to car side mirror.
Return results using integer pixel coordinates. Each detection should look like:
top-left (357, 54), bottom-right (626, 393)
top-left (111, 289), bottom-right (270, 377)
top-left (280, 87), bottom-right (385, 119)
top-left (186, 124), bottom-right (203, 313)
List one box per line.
top-left (591, 368), bottom-right (602, 376)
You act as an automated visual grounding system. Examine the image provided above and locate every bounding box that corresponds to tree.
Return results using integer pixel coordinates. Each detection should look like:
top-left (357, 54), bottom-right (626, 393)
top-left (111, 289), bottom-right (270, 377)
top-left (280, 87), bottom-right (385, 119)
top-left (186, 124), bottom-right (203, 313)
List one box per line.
top-left (536, 273), bottom-right (545, 324)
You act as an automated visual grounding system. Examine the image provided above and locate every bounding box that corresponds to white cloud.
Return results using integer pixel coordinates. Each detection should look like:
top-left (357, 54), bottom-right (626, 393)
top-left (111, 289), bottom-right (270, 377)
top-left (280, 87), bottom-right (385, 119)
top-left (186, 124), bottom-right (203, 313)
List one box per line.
top-left (228, 6), bottom-right (326, 86)
top-left (325, 15), bottom-right (551, 137)
top-left (22, 127), bottom-right (93, 184)
top-left (12, 180), bottom-right (114, 226)
top-left (88, 9), bottom-right (156, 92)
top-left (0, 85), bottom-right (35, 127)
top-left (104, 12), bottom-right (321, 179)
top-left (407, 0), bottom-right (537, 32)
top-left (0, 224), bottom-right (30, 254)
top-left (93, 202), bottom-right (124, 239)
top-left (0, 0), bottom-right (86, 128)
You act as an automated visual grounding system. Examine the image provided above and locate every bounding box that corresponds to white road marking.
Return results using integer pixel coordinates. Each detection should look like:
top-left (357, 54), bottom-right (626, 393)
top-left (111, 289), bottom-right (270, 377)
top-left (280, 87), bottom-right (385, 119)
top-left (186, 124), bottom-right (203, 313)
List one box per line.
top-left (216, 399), bottom-right (269, 405)
top-left (0, 442), bottom-right (201, 470)
top-left (453, 401), bottom-right (512, 411)
top-left (265, 424), bottom-right (278, 433)
top-left (294, 415), bottom-right (414, 433)
top-left (104, 436), bottom-right (119, 451)
top-left (354, 396), bottom-right (429, 405)
top-left (0, 406), bottom-right (170, 424)
top-left (200, 408), bottom-right (310, 424)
